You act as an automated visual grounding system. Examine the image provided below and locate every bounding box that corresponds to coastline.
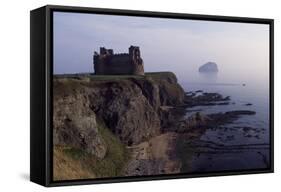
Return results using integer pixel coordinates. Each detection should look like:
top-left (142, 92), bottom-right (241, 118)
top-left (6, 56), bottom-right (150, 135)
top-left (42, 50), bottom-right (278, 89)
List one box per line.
top-left (52, 72), bottom-right (267, 180)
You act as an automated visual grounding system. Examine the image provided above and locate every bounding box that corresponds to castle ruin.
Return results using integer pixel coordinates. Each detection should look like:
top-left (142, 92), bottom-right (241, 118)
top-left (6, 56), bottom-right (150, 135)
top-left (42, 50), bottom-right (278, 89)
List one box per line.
top-left (93, 46), bottom-right (144, 75)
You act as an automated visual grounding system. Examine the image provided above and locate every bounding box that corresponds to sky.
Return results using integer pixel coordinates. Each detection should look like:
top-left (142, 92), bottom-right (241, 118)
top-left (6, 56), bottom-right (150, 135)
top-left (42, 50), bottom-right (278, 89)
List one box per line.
top-left (53, 11), bottom-right (270, 84)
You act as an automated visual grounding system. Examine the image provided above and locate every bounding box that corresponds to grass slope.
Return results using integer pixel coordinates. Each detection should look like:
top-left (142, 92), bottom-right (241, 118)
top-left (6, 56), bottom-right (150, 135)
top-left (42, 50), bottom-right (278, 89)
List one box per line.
top-left (53, 119), bottom-right (129, 181)
top-left (53, 71), bottom-right (176, 81)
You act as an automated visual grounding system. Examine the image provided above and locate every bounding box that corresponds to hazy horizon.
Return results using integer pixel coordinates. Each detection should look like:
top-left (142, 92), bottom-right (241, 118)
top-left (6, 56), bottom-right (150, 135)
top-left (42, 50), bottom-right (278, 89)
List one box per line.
top-left (53, 11), bottom-right (269, 85)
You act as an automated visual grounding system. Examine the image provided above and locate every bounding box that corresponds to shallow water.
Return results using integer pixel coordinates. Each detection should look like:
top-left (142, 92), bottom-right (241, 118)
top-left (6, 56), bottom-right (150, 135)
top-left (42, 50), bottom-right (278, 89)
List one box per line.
top-left (179, 72), bottom-right (270, 172)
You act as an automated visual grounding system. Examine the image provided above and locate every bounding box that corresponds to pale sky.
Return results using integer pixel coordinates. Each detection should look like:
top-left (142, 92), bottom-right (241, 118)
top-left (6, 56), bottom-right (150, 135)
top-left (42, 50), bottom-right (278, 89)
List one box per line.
top-left (53, 11), bottom-right (269, 84)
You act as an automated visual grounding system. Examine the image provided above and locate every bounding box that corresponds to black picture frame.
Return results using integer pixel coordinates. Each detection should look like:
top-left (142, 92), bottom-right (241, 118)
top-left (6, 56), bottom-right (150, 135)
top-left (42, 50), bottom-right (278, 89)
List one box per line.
top-left (30, 4), bottom-right (274, 187)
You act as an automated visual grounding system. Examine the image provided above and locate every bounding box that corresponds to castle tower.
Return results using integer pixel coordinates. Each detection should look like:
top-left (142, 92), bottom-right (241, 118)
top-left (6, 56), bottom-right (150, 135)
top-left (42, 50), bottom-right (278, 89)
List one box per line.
top-left (129, 46), bottom-right (144, 75)
top-left (100, 47), bottom-right (113, 55)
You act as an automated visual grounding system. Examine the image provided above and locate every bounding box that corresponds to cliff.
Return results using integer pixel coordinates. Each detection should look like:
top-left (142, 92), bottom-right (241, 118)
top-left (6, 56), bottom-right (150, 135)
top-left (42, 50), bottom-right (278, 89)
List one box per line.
top-left (53, 72), bottom-right (258, 179)
top-left (53, 72), bottom-right (185, 180)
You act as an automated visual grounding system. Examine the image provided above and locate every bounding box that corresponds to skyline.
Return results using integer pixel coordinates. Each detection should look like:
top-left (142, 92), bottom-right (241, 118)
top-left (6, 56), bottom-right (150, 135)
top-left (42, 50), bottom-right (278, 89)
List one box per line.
top-left (53, 11), bottom-right (269, 84)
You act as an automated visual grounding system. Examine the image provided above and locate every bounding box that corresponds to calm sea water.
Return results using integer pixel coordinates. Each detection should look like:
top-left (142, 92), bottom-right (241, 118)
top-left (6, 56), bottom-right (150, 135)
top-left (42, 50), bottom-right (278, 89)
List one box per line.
top-left (179, 72), bottom-right (270, 172)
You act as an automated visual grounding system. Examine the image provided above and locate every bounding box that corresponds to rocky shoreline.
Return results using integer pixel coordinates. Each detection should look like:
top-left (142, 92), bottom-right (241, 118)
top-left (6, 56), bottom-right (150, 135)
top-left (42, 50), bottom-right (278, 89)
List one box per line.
top-left (52, 72), bottom-right (261, 179)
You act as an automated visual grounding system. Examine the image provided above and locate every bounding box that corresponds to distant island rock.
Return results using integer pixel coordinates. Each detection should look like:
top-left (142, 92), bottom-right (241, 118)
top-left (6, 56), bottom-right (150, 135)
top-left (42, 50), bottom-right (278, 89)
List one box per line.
top-left (199, 62), bottom-right (218, 73)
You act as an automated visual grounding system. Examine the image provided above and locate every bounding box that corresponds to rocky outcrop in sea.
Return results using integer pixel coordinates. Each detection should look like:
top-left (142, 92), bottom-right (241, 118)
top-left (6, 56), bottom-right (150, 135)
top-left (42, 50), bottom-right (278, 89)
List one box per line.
top-left (199, 62), bottom-right (219, 73)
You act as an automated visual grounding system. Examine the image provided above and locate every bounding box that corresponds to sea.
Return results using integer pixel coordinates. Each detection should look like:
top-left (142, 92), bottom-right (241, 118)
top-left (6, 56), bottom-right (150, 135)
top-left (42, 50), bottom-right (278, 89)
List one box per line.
top-left (179, 72), bottom-right (270, 172)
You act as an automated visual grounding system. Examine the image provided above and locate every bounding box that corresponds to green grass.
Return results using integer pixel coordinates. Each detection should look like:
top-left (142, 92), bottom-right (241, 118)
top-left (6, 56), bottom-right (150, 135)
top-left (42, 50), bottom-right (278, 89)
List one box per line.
top-left (53, 71), bottom-right (176, 81)
top-left (145, 71), bottom-right (176, 78)
top-left (90, 118), bottom-right (130, 177)
top-left (54, 118), bottom-right (130, 180)
top-left (54, 73), bottom-right (144, 81)
top-left (89, 74), bottom-right (144, 81)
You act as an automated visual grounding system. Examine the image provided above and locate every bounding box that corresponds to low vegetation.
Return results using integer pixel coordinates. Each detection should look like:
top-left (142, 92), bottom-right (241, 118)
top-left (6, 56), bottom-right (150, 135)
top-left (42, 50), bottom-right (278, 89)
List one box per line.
top-left (53, 71), bottom-right (176, 81)
top-left (53, 118), bottom-right (129, 181)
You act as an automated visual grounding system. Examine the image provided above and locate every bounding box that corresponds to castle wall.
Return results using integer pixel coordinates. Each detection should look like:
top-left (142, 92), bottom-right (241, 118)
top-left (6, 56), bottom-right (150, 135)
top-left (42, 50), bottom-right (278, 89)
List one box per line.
top-left (105, 55), bottom-right (133, 75)
top-left (94, 46), bottom-right (144, 75)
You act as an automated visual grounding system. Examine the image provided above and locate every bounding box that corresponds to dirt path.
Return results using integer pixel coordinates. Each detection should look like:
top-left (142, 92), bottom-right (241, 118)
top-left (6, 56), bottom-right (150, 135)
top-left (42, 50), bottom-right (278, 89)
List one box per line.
top-left (124, 132), bottom-right (181, 176)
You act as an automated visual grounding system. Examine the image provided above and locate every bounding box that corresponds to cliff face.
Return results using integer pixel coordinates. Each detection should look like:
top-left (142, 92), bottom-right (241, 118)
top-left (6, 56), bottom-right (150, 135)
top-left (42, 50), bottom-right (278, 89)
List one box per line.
top-left (53, 72), bottom-right (185, 160)
top-left (53, 72), bottom-right (256, 179)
